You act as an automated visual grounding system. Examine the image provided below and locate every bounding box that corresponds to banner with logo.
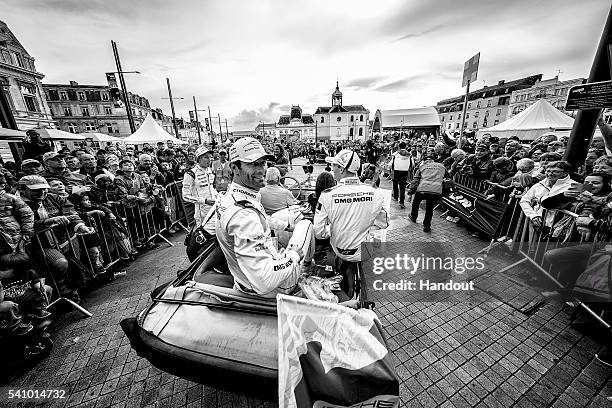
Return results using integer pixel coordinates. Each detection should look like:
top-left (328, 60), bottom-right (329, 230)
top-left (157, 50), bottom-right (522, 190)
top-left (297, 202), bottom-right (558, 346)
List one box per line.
top-left (277, 294), bottom-right (399, 408)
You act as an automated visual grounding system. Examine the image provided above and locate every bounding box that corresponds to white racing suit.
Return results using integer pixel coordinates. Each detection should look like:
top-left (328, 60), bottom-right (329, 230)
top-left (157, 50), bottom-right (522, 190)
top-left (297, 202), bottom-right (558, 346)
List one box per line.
top-left (314, 177), bottom-right (388, 263)
top-left (216, 182), bottom-right (314, 298)
top-left (181, 164), bottom-right (218, 227)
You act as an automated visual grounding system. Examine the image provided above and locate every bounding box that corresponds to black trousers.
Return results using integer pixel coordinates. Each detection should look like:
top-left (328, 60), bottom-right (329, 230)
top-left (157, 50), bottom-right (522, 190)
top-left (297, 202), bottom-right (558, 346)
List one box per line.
top-left (410, 192), bottom-right (440, 228)
top-left (392, 170), bottom-right (408, 205)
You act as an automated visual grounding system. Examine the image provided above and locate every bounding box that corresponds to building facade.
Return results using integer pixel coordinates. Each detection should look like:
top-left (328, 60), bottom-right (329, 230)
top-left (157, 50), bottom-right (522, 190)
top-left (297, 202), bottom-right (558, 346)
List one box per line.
top-left (255, 122), bottom-right (278, 140)
top-left (43, 80), bottom-right (171, 137)
top-left (0, 20), bottom-right (55, 130)
top-left (507, 76), bottom-right (586, 119)
top-left (436, 74), bottom-right (542, 133)
top-left (313, 82), bottom-right (369, 141)
top-left (276, 105), bottom-right (315, 141)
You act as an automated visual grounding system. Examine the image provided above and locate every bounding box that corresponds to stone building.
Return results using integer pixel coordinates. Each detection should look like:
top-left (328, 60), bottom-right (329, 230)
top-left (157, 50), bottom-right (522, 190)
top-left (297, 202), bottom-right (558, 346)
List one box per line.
top-left (276, 105), bottom-right (315, 141)
top-left (0, 19), bottom-right (55, 130)
top-left (255, 122), bottom-right (278, 140)
top-left (436, 74), bottom-right (542, 133)
top-left (507, 76), bottom-right (586, 119)
top-left (313, 82), bottom-right (369, 141)
top-left (43, 80), bottom-right (171, 137)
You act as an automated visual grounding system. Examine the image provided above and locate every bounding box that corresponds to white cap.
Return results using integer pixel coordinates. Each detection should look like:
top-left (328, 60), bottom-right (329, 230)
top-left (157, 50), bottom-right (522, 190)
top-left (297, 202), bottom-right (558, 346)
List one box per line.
top-left (229, 137), bottom-right (274, 163)
top-left (325, 149), bottom-right (361, 173)
top-left (195, 145), bottom-right (214, 158)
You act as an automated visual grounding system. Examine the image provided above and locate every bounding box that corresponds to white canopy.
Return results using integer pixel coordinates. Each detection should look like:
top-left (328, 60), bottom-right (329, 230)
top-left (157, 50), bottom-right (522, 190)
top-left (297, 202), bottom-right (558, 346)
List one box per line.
top-left (477, 99), bottom-right (574, 141)
top-left (36, 128), bottom-right (85, 140)
top-left (79, 132), bottom-right (124, 143)
top-left (123, 114), bottom-right (187, 145)
top-left (0, 127), bottom-right (25, 139)
top-left (374, 107), bottom-right (441, 130)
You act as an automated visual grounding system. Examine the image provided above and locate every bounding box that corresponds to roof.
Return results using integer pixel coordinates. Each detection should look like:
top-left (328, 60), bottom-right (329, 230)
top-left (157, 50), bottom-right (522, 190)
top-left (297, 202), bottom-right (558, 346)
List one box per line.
top-left (437, 74), bottom-right (543, 106)
top-left (79, 132), bottom-right (123, 143)
top-left (36, 128), bottom-right (85, 141)
top-left (122, 114), bottom-right (187, 144)
top-left (278, 113), bottom-right (315, 126)
top-left (0, 127), bottom-right (25, 140)
top-left (314, 105), bottom-right (368, 114)
top-left (375, 107), bottom-right (441, 129)
top-left (278, 115), bottom-right (290, 125)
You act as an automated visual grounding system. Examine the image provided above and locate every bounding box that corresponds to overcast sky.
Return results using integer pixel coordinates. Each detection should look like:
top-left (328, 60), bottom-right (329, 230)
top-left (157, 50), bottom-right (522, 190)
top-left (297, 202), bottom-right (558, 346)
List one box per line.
top-left (2, 0), bottom-right (610, 130)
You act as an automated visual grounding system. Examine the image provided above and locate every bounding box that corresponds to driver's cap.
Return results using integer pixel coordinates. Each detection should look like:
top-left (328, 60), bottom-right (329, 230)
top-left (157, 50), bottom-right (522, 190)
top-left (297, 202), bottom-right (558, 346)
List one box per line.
top-left (18, 175), bottom-right (50, 189)
top-left (325, 149), bottom-right (361, 173)
top-left (229, 137), bottom-right (274, 163)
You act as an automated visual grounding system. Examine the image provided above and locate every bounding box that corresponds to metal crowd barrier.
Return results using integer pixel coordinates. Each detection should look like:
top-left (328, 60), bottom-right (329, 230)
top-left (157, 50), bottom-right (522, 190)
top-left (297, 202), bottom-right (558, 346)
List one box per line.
top-left (452, 173), bottom-right (490, 194)
top-left (496, 208), bottom-right (611, 331)
top-left (32, 225), bottom-right (93, 317)
top-left (164, 180), bottom-right (190, 233)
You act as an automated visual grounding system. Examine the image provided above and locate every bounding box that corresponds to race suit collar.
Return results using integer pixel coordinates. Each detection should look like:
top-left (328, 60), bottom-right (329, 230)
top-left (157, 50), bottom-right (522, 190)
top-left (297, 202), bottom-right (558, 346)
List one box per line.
top-left (227, 182), bottom-right (260, 202)
top-left (195, 164), bottom-right (211, 172)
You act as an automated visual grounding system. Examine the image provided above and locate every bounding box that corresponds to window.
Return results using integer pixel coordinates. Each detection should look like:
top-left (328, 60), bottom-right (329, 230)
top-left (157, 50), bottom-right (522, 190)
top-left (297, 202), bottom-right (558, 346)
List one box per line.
top-left (449, 115), bottom-right (453, 120)
top-left (102, 93), bottom-right (109, 101)
top-left (467, 102), bottom-right (472, 109)
top-left (12, 52), bottom-right (24, 68)
top-left (485, 110), bottom-right (489, 118)
top-left (456, 123), bottom-right (460, 128)
top-left (476, 101), bottom-right (481, 108)
top-left (487, 99), bottom-right (492, 107)
top-left (466, 113), bottom-right (469, 119)
top-left (358, 127), bottom-right (363, 136)
top-left (0, 48), bottom-right (12, 64)
top-left (457, 113), bottom-right (461, 120)
top-left (349, 128), bottom-right (354, 137)
top-left (336, 116), bottom-right (341, 122)
top-left (81, 106), bottom-right (90, 116)
top-left (321, 117), bottom-right (324, 123)
top-left (104, 106), bottom-right (112, 115)
top-left (350, 115), bottom-right (354, 122)
top-left (494, 120), bottom-right (499, 126)
top-left (475, 111), bottom-right (479, 118)
top-left (63, 106), bottom-right (72, 116)
top-left (106, 123), bottom-right (113, 133)
top-left (78, 91), bottom-right (85, 100)
top-left (447, 123), bottom-right (452, 129)
top-left (441, 116), bottom-right (444, 122)
top-left (20, 83), bottom-right (38, 112)
top-left (67, 123), bottom-right (78, 133)
top-left (483, 119), bottom-right (488, 127)
top-left (360, 115), bottom-right (363, 121)
top-left (496, 108), bottom-right (502, 116)
top-left (472, 122), bottom-right (477, 129)
top-left (85, 123), bottom-right (97, 131)
top-left (60, 91), bottom-right (67, 100)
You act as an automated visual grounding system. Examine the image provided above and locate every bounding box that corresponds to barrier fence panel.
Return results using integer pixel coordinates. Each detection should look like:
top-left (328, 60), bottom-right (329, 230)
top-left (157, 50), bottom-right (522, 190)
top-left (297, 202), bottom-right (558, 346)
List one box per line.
top-left (497, 208), bottom-right (611, 331)
top-left (32, 225), bottom-right (92, 317)
top-left (164, 181), bottom-right (189, 233)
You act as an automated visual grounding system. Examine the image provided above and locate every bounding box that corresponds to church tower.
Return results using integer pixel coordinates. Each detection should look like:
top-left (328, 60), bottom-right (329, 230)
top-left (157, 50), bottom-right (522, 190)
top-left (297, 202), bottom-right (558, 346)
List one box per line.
top-left (331, 80), bottom-right (343, 107)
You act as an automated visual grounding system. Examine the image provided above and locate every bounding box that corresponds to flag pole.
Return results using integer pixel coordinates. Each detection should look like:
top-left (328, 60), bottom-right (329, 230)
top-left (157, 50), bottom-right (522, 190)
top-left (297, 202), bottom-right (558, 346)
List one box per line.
top-left (458, 79), bottom-right (471, 149)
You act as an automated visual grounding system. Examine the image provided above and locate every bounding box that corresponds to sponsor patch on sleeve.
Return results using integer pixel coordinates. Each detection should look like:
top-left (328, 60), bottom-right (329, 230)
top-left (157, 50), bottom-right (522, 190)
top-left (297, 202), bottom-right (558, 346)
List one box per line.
top-left (316, 202), bottom-right (322, 212)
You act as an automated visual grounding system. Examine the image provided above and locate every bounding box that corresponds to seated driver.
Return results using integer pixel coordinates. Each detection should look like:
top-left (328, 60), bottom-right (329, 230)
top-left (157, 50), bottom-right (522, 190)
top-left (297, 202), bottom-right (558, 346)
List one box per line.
top-left (215, 137), bottom-right (314, 298)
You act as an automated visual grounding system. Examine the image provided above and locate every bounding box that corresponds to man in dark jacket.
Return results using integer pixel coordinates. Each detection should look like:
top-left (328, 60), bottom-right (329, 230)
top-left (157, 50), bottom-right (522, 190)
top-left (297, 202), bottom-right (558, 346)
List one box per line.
top-left (21, 130), bottom-right (52, 162)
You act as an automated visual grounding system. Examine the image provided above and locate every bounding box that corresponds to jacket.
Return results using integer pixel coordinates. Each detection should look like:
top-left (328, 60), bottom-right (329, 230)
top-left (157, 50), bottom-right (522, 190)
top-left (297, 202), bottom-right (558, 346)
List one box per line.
top-left (519, 175), bottom-right (574, 225)
top-left (211, 160), bottom-right (231, 192)
top-left (408, 160), bottom-right (447, 195)
top-left (182, 164), bottom-right (218, 226)
top-left (215, 182), bottom-right (301, 298)
top-left (314, 177), bottom-right (388, 262)
top-left (40, 169), bottom-right (90, 194)
top-left (391, 150), bottom-right (414, 174)
top-left (0, 192), bottom-right (34, 253)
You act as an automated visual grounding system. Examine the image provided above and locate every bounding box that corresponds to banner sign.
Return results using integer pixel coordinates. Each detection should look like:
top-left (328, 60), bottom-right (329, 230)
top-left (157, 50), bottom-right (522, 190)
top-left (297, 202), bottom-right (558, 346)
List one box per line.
top-left (565, 80), bottom-right (612, 110)
top-left (277, 295), bottom-right (399, 408)
top-left (462, 53), bottom-right (480, 88)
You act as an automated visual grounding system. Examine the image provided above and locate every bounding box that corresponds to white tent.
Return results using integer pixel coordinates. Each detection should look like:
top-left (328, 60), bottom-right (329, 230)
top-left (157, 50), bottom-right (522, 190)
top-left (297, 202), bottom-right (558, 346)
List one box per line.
top-left (36, 128), bottom-right (85, 141)
top-left (477, 99), bottom-right (574, 141)
top-left (373, 107), bottom-right (441, 131)
top-left (122, 114), bottom-right (187, 145)
top-left (79, 132), bottom-right (124, 143)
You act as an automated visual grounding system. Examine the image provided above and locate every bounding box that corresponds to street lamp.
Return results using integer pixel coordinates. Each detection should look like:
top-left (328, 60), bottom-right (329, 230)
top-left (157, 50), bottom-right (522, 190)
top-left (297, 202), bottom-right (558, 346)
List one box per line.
top-left (110, 41), bottom-right (141, 134)
top-left (161, 78), bottom-right (184, 138)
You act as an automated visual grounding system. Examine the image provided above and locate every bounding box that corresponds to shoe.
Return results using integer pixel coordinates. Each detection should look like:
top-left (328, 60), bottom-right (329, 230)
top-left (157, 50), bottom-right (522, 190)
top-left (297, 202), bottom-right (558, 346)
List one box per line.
top-left (11, 322), bottom-right (33, 336)
top-left (423, 226), bottom-right (431, 233)
top-left (392, 197), bottom-right (397, 201)
top-left (409, 217), bottom-right (417, 223)
top-left (27, 309), bottom-right (52, 319)
top-left (145, 242), bottom-right (161, 250)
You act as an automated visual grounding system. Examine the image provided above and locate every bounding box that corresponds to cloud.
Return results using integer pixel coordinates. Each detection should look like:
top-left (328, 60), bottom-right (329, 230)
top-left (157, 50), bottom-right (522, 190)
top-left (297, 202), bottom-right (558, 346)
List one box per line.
top-left (373, 75), bottom-right (433, 92)
top-left (345, 76), bottom-right (387, 90)
top-left (394, 23), bottom-right (446, 42)
top-left (230, 102), bottom-right (284, 130)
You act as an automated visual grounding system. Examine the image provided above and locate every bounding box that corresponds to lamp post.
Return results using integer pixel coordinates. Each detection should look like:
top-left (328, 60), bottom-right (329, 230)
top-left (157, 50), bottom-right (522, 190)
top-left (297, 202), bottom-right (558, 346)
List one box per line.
top-left (161, 78), bottom-right (184, 138)
top-left (110, 40), bottom-right (140, 133)
top-left (192, 96), bottom-right (201, 144)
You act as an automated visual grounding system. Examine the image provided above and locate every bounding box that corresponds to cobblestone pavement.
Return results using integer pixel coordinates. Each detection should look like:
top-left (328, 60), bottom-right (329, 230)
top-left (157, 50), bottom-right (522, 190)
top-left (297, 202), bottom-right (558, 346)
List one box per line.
top-left (5, 158), bottom-right (612, 407)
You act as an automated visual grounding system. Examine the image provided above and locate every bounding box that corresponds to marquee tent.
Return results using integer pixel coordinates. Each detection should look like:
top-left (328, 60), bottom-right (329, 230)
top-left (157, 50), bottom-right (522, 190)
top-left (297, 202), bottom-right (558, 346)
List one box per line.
top-left (37, 128), bottom-right (85, 141)
top-left (0, 127), bottom-right (25, 138)
top-left (79, 132), bottom-right (124, 143)
top-left (373, 107), bottom-right (441, 132)
top-left (122, 114), bottom-right (187, 145)
top-left (477, 99), bottom-right (574, 141)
